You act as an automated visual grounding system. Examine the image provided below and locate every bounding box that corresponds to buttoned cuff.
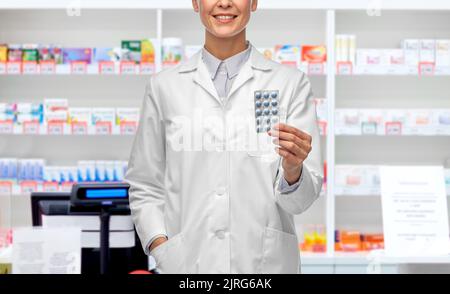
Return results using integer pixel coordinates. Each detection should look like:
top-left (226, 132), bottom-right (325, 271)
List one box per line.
top-left (278, 167), bottom-right (304, 194)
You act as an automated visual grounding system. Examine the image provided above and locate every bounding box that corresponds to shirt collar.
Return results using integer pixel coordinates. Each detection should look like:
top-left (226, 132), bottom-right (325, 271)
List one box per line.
top-left (201, 41), bottom-right (252, 80)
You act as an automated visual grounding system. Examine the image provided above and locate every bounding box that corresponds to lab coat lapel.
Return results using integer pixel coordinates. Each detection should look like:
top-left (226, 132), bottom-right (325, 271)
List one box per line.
top-left (193, 56), bottom-right (222, 105)
top-left (227, 61), bottom-right (254, 100)
top-left (228, 45), bottom-right (274, 99)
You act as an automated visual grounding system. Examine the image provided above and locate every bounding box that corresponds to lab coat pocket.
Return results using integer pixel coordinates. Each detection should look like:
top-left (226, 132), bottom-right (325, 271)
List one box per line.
top-left (261, 227), bottom-right (300, 274)
top-left (150, 232), bottom-right (185, 274)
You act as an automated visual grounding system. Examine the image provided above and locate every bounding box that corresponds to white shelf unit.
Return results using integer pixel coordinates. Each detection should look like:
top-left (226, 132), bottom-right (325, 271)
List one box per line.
top-left (1, 2), bottom-right (450, 274)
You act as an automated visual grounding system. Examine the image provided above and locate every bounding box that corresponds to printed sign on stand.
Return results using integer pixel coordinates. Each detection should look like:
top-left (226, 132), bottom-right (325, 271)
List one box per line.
top-left (12, 227), bottom-right (81, 274)
top-left (380, 166), bottom-right (450, 257)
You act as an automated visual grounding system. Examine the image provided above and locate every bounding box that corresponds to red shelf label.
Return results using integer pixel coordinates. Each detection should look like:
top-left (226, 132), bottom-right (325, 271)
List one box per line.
top-left (0, 62), bottom-right (6, 74)
top-left (0, 181), bottom-right (13, 195)
top-left (385, 122), bottom-right (402, 136)
top-left (95, 121), bottom-right (112, 135)
top-left (0, 121), bottom-right (13, 134)
top-left (120, 61), bottom-right (136, 75)
top-left (71, 61), bottom-right (87, 74)
top-left (120, 121), bottom-right (137, 135)
top-left (140, 62), bottom-right (155, 75)
top-left (99, 61), bottom-right (115, 74)
top-left (23, 121), bottom-right (40, 135)
top-left (22, 61), bottom-right (38, 74)
top-left (39, 61), bottom-right (56, 74)
top-left (47, 122), bottom-right (65, 135)
top-left (308, 62), bottom-right (325, 76)
top-left (337, 62), bottom-right (353, 75)
top-left (20, 181), bottom-right (38, 194)
top-left (71, 121), bottom-right (88, 135)
top-left (6, 61), bottom-right (22, 74)
top-left (43, 182), bottom-right (59, 192)
top-left (418, 62), bottom-right (435, 76)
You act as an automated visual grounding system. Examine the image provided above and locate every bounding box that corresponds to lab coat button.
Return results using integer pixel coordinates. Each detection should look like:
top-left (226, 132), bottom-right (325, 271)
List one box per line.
top-left (216, 187), bottom-right (226, 196)
top-left (216, 230), bottom-right (225, 239)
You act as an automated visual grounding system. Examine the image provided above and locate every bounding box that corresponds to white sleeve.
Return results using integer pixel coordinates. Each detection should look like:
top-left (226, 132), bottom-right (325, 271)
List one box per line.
top-left (274, 72), bottom-right (324, 215)
top-left (125, 77), bottom-right (167, 255)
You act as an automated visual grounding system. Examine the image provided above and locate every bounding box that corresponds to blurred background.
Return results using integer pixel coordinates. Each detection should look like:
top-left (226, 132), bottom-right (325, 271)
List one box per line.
top-left (1, 0), bottom-right (450, 274)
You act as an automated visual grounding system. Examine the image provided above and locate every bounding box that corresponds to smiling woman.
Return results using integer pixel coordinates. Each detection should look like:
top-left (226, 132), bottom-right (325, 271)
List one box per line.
top-left (125, 0), bottom-right (323, 274)
top-left (193, 0), bottom-right (257, 59)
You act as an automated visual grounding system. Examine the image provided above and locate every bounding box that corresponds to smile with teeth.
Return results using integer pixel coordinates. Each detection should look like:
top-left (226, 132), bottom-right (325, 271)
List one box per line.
top-left (215, 15), bottom-right (236, 19)
top-left (214, 15), bottom-right (237, 22)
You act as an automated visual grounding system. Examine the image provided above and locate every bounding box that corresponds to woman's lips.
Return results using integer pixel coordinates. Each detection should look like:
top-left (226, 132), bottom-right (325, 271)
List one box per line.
top-left (213, 14), bottom-right (237, 24)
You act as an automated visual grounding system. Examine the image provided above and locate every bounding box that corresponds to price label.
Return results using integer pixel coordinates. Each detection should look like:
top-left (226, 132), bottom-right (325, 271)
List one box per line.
top-left (61, 182), bottom-right (74, 192)
top-left (71, 122), bottom-right (88, 135)
top-left (20, 181), bottom-right (38, 194)
top-left (47, 122), bottom-right (64, 135)
top-left (361, 122), bottom-right (377, 135)
top-left (140, 62), bottom-right (155, 75)
top-left (120, 61), bottom-right (136, 75)
top-left (0, 62), bottom-right (6, 74)
top-left (6, 61), bottom-right (21, 74)
top-left (95, 122), bottom-right (112, 135)
top-left (23, 121), bottom-right (40, 135)
top-left (337, 62), bottom-right (353, 75)
top-left (0, 121), bottom-right (13, 134)
top-left (39, 61), bottom-right (56, 74)
top-left (120, 121), bottom-right (137, 135)
top-left (317, 121), bottom-right (327, 136)
top-left (385, 122), bottom-right (402, 136)
top-left (308, 62), bottom-right (325, 76)
top-left (22, 61), bottom-right (38, 74)
top-left (71, 61), bottom-right (87, 74)
top-left (419, 62), bottom-right (435, 76)
top-left (99, 61), bottom-right (115, 75)
top-left (43, 182), bottom-right (59, 192)
top-left (0, 181), bottom-right (12, 195)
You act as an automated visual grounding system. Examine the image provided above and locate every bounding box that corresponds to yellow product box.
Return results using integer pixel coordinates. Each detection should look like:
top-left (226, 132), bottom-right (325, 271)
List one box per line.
top-left (0, 45), bottom-right (7, 62)
top-left (141, 39), bottom-right (156, 63)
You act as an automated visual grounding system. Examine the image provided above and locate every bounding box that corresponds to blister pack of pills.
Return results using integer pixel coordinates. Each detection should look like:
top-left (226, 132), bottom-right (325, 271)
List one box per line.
top-left (254, 90), bottom-right (280, 133)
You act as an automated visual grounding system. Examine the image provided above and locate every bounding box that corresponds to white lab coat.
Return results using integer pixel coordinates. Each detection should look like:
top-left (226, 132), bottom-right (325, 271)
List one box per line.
top-left (125, 45), bottom-right (323, 274)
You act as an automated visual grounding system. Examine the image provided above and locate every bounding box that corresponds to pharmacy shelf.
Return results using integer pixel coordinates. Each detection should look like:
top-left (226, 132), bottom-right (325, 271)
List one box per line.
top-left (0, 124), bottom-right (136, 136)
top-left (2, 4), bottom-right (450, 269)
top-left (0, 63), bottom-right (327, 77)
top-left (3, 0), bottom-right (450, 10)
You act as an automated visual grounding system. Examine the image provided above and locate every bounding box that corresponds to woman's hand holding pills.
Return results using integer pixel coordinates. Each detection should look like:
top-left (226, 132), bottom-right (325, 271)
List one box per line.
top-left (268, 123), bottom-right (313, 185)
